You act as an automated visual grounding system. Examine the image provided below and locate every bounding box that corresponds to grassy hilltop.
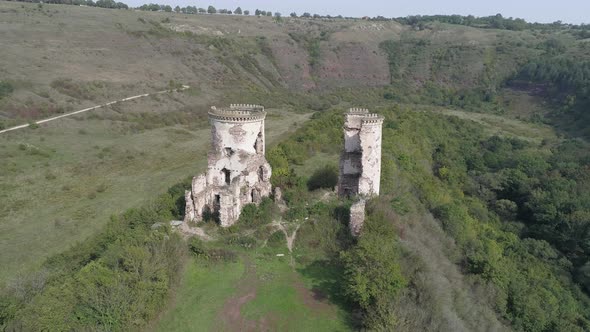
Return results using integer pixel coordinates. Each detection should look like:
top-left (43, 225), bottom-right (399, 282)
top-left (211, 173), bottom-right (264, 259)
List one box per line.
top-left (1, 2), bottom-right (590, 331)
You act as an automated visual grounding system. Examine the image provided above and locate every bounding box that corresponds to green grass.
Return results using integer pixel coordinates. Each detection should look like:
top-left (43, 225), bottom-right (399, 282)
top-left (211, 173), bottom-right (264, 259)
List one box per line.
top-left (154, 241), bottom-right (351, 332)
top-left (291, 152), bottom-right (338, 178)
top-left (153, 260), bottom-right (245, 332)
top-left (0, 107), bottom-right (311, 283)
top-left (437, 108), bottom-right (558, 143)
top-left (241, 251), bottom-right (350, 331)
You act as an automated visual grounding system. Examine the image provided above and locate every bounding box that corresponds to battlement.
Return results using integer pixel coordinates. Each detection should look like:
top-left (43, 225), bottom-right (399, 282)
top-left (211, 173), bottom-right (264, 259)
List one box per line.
top-left (229, 104), bottom-right (265, 111)
top-left (348, 107), bottom-right (370, 114)
top-left (361, 117), bottom-right (384, 125)
top-left (209, 105), bottom-right (266, 122)
top-left (345, 108), bottom-right (384, 126)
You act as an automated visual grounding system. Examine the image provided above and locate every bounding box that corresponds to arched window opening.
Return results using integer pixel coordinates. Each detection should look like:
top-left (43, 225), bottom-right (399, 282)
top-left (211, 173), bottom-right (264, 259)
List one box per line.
top-left (222, 168), bottom-right (231, 185)
top-left (254, 132), bottom-right (263, 154)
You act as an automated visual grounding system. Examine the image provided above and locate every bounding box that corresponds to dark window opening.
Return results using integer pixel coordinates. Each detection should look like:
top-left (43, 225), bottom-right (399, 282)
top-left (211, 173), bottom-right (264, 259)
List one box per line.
top-left (214, 194), bottom-right (221, 207)
top-left (251, 189), bottom-right (260, 203)
top-left (222, 168), bottom-right (231, 185)
top-left (223, 147), bottom-right (234, 157)
top-left (254, 132), bottom-right (263, 154)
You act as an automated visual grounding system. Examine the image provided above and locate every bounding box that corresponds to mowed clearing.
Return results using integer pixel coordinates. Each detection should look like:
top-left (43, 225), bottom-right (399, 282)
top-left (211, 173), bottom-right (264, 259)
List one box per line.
top-left (154, 249), bottom-right (351, 332)
top-left (0, 99), bottom-right (311, 282)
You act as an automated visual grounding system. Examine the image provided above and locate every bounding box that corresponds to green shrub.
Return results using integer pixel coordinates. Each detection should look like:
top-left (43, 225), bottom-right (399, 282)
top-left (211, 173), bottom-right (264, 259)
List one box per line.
top-left (267, 231), bottom-right (286, 248)
top-left (307, 164), bottom-right (338, 191)
top-left (0, 81), bottom-right (14, 99)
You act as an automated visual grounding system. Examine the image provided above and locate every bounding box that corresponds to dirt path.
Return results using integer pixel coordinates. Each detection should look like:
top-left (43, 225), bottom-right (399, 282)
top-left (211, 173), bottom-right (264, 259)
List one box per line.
top-left (218, 257), bottom-right (273, 332)
top-left (0, 85), bottom-right (190, 135)
top-left (272, 220), bottom-right (302, 253)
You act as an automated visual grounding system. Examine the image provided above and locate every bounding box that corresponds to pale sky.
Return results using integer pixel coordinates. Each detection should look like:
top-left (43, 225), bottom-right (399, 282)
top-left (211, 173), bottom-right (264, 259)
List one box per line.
top-left (126, 0), bottom-right (588, 24)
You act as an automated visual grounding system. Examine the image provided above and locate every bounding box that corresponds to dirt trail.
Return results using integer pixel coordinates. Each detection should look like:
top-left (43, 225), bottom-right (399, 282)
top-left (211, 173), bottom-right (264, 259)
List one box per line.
top-left (218, 257), bottom-right (272, 331)
top-left (0, 85), bottom-right (190, 135)
top-left (272, 220), bottom-right (302, 253)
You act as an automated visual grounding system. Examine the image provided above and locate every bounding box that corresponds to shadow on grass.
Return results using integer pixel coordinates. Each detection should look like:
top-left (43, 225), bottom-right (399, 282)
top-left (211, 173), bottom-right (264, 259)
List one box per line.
top-left (297, 259), bottom-right (357, 328)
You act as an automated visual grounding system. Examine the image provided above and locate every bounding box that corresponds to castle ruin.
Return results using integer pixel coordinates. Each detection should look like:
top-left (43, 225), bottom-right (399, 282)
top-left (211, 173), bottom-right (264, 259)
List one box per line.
top-left (338, 108), bottom-right (384, 235)
top-left (184, 104), bottom-right (272, 227)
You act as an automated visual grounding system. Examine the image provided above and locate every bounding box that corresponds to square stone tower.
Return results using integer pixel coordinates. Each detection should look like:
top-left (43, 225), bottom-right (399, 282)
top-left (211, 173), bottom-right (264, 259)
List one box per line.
top-left (184, 104), bottom-right (272, 227)
top-left (338, 108), bottom-right (384, 198)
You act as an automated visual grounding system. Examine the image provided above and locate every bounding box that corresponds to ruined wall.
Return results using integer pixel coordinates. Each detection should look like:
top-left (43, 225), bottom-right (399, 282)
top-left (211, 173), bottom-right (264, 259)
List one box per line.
top-left (184, 104), bottom-right (272, 227)
top-left (338, 108), bottom-right (384, 235)
top-left (338, 108), bottom-right (384, 198)
top-left (349, 199), bottom-right (367, 236)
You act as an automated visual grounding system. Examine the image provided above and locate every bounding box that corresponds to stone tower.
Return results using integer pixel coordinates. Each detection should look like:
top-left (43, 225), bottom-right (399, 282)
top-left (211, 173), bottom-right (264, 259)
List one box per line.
top-left (338, 108), bottom-right (384, 198)
top-left (184, 104), bottom-right (272, 227)
top-left (338, 108), bottom-right (384, 236)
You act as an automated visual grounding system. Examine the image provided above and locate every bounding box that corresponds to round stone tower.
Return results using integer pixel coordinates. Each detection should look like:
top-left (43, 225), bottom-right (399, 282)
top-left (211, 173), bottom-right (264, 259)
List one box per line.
top-left (185, 104), bottom-right (272, 228)
top-left (208, 104), bottom-right (266, 156)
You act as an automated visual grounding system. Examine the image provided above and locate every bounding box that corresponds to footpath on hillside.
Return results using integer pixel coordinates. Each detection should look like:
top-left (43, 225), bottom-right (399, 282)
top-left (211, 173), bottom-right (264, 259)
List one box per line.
top-left (0, 85), bottom-right (190, 135)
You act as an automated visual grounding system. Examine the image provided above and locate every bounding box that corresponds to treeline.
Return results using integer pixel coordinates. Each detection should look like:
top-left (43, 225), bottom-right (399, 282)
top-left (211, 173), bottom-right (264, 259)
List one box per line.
top-left (0, 182), bottom-right (189, 330)
top-left (6, 0), bottom-right (128, 9)
top-left (396, 14), bottom-right (590, 31)
top-left (518, 57), bottom-right (590, 101)
top-left (136, 3), bottom-right (353, 20)
top-left (515, 52), bottom-right (590, 137)
top-left (137, 4), bottom-right (278, 17)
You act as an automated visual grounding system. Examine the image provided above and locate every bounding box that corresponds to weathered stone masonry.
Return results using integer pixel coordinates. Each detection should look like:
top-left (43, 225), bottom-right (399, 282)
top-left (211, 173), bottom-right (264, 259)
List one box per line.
top-left (338, 108), bottom-right (384, 198)
top-left (338, 108), bottom-right (384, 235)
top-left (184, 104), bottom-right (272, 227)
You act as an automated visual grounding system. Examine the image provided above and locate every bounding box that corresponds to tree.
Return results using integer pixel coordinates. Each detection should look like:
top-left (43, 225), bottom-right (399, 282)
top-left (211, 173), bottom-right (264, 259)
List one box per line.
top-left (198, 7), bottom-right (206, 13)
top-left (207, 5), bottom-right (216, 14)
top-left (244, 10), bottom-right (250, 15)
top-left (234, 6), bottom-right (242, 15)
top-left (255, 9), bottom-right (261, 16)
top-left (340, 212), bottom-right (405, 310)
top-left (290, 12), bottom-right (297, 18)
top-left (274, 12), bottom-right (281, 18)
top-left (174, 5), bottom-right (180, 13)
top-left (307, 164), bottom-right (338, 190)
top-left (302, 12), bottom-right (311, 18)
top-left (266, 11), bottom-right (272, 16)
top-left (162, 5), bottom-right (172, 12)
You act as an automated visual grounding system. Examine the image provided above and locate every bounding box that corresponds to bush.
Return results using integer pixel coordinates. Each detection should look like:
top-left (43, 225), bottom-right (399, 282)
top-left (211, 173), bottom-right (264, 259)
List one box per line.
top-left (340, 209), bottom-right (405, 328)
top-left (225, 234), bottom-right (257, 249)
top-left (237, 198), bottom-right (276, 227)
top-left (0, 81), bottom-right (14, 99)
top-left (307, 164), bottom-right (338, 190)
top-left (267, 230), bottom-right (286, 248)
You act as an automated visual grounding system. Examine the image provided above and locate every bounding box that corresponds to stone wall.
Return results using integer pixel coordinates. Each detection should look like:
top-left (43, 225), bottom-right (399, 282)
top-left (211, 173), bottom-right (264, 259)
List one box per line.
top-left (338, 108), bottom-right (384, 198)
top-left (338, 108), bottom-right (384, 235)
top-left (184, 105), bottom-right (272, 227)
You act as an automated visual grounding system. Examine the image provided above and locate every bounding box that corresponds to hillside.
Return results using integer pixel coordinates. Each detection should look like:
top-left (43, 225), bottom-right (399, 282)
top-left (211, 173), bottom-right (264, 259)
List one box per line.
top-left (1, 2), bottom-right (590, 331)
top-left (0, 1), bottom-right (566, 121)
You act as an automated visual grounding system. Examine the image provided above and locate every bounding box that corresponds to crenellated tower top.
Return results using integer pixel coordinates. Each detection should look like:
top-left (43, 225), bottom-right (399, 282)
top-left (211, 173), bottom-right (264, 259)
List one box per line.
top-left (209, 104), bottom-right (266, 123)
top-left (345, 108), bottom-right (384, 128)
